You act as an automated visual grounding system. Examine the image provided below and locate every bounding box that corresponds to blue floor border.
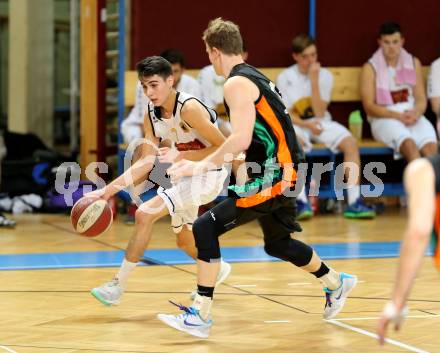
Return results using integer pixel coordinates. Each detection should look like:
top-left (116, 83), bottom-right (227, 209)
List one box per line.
top-left (0, 241), bottom-right (433, 271)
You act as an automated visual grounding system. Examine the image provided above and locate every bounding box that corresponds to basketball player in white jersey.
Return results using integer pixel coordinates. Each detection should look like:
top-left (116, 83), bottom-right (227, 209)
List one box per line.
top-left (88, 56), bottom-right (231, 305)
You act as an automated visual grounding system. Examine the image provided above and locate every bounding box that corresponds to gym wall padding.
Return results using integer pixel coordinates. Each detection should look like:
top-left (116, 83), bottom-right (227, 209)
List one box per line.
top-left (131, 0), bottom-right (440, 69)
top-left (131, 0), bottom-right (308, 68)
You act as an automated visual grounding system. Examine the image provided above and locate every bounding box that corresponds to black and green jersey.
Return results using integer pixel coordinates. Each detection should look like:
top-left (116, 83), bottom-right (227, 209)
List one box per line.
top-left (225, 63), bottom-right (304, 208)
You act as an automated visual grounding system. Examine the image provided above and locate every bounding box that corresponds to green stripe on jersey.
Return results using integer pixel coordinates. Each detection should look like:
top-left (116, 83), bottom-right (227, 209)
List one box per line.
top-left (229, 119), bottom-right (281, 195)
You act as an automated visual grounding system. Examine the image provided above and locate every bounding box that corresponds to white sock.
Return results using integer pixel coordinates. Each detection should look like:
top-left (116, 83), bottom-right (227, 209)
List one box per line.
top-left (347, 185), bottom-right (361, 205)
top-left (192, 293), bottom-right (213, 321)
top-left (115, 258), bottom-right (137, 288)
top-left (297, 186), bottom-right (308, 203)
top-left (319, 268), bottom-right (341, 290)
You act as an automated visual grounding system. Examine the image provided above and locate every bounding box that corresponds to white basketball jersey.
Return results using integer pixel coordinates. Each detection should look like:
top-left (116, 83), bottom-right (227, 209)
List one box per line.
top-left (386, 67), bottom-right (415, 112)
top-left (147, 91), bottom-right (218, 151)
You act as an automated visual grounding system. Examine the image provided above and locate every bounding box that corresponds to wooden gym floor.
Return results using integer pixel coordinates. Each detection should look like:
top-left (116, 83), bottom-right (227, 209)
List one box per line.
top-left (0, 209), bottom-right (439, 353)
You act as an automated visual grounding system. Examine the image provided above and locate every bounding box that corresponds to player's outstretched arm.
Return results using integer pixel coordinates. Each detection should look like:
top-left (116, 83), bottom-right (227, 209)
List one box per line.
top-left (377, 158), bottom-right (435, 344)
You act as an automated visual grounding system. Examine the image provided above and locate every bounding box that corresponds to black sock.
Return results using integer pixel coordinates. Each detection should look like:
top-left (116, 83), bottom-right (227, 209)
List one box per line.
top-left (311, 262), bottom-right (330, 278)
top-left (197, 284), bottom-right (214, 299)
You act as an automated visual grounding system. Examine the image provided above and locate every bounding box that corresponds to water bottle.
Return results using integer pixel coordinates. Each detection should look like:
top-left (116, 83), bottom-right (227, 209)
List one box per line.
top-left (348, 110), bottom-right (363, 140)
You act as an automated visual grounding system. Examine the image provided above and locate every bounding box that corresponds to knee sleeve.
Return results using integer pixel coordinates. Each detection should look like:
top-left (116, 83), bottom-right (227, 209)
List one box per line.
top-left (192, 211), bottom-right (223, 262)
top-left (193, 198), bottom-right (239, 262)
top-left (264, 238), bottom-right (313, 267)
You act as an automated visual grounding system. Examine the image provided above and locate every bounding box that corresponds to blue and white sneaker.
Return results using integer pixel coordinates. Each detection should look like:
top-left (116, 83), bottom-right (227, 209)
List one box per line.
top-left (296, 200), bottom-right (313, 220)
top-left (323, 272), bottom-right (357, 319)
top-left (157, 301), bottom-right (212, 339)
top-left (344, 198), bottom-right (376, 219)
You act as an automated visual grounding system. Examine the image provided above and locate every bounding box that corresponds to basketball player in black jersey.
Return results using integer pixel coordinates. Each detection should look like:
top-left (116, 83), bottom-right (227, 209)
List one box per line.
top-left (157, 18), bottom-right (357, 339)
top-left (378, 156), bottom-right (440, 344)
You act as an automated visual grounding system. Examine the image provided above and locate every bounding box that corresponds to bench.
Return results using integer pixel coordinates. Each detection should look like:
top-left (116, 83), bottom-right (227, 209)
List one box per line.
top-left (122, 66), bottom-right (432, 199)
top-left (125, 66), bottom-right (430, 104)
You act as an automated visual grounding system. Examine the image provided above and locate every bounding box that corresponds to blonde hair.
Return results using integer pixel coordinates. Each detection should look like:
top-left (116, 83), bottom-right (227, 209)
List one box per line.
top-left (203, 17), bottom-right (243, 55)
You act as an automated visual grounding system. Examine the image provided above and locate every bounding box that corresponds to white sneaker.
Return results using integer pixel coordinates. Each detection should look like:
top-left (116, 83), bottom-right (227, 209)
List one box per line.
top-left (323, 272), bottom-right (357, 319)
top-left (157, 301), bottom-right (212, 339)
top-left (91, 279), bottom-right (124, 306)
top-left (190, 260), bottom-right (232, 300)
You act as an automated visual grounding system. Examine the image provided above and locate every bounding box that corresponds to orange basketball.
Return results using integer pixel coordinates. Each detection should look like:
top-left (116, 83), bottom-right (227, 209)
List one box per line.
top-left (71, 196), bottom-right (113, 237)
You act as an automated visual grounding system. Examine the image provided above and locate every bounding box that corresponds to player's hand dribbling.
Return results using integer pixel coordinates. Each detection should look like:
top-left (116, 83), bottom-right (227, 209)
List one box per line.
top-left (83, 188), bottom-right (110, 201)
top-left (377, 301), bottom-right (408, 345)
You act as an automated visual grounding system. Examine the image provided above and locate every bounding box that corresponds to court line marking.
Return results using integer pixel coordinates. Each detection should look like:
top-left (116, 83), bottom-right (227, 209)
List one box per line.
top-left (326, 319), bottom-right (430, 353)
top-left (0, 343), bottom-right (153, 353)
top-left (233, 284), bottom-right (257, 288)
top-left (0, 346), bottom-right (18, 353)
top-left (288, 280), bottom-right (365, 286)
top-left (333, 314), bottom-right (440, 321)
